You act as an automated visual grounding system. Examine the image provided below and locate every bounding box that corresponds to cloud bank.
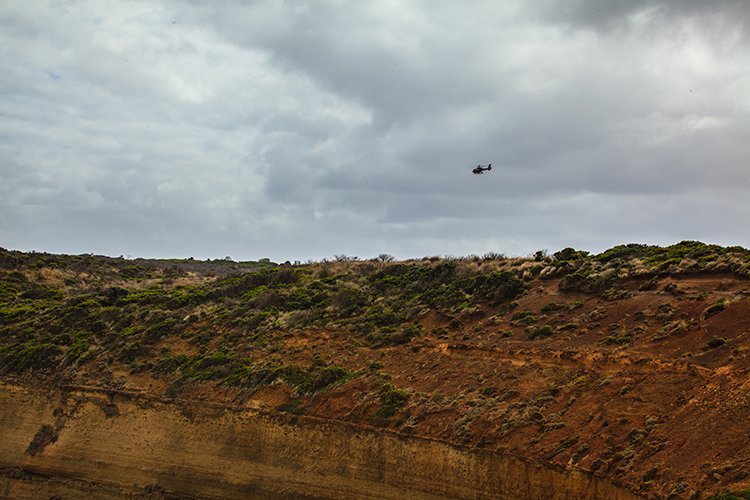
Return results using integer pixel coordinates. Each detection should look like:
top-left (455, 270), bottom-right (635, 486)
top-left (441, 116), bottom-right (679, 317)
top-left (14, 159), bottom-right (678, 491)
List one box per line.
top-left (1, 1), bottom-right (748, 260)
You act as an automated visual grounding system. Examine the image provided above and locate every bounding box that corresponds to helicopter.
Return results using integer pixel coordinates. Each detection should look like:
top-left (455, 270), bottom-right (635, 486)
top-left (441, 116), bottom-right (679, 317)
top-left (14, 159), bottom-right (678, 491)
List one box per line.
top-left (472, 163), bottom-right (492, 175)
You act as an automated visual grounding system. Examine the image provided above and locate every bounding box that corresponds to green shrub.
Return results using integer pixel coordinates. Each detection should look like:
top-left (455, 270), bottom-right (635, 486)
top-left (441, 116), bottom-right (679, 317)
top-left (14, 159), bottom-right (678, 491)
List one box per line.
top-left (224, 358), bottom-right (354, 394)
top-left (418, 284), bottom-right (468, 311)
top-left (656, 303), bottom-right (676, 320)
top-left (375, 383), bottom-right (409, 419)
top-left (300, 365), bottom-right (352, 393)
top-left (331, 286), bottom-right (367, 313)
top-left (559, 270), bottom-right (617, 294)
top-left (118, 341), bottom-right (149, 363)
top-left (0, 304), bottom-right (35, 322)
top-left (0, 341), bottom-right (61, 373)
top-left (528, 325), bottom-right (554, 340)
top-left (143, 317), bottom-right (179, 342)
top-left (541, 302), bottom-right (565, 314)
top-left (100, 286), bottom-right (130, 305)
top-left (369, 262), bottom-right (456, 299)
top-left (20, 285), bottom-right (63, 301)
top-left (65, 331), bottom-right (92, 362)
top-left (123, 286), bottom-right (166, 304)
top-left (654, 320), bottom-right (689, 340)
top-left (283, 286), bottom-right (330, 311)
top-left (368, 324), bottom-right (421, 347)
top-left (554, 248), bottom-right (589, 262)
top-left (169, 286), bottom-right (208, 307)
top-left (215, 268), bottom-right (299, 299)
top-left (0, 272), bottom-right (26, 302)
top-left (702, 300), bottom-right (728, 320)
top-left (600, 333), bottom-right (631, 345)
top-left (467, 271), bottom-right (526, 305)
top-left (511, 310), bottom-right (538, 325)
top-left (155, 353), bottom-right (192, 373)
top-left (557, 322), bottom-right (577, 332)
top-left (706, 336), bottom-right (727, 349)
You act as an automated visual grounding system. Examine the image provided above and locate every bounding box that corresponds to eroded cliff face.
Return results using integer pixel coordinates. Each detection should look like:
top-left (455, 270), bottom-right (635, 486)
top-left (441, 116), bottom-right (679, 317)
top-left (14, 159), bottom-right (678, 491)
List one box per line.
top-left (0, 383), bottom-right (639, 499)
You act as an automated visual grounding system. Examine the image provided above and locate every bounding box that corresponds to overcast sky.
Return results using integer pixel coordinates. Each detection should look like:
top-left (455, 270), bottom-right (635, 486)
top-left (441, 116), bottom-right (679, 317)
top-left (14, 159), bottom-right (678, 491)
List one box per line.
top-left (1, 1), bottom-right (749, 261)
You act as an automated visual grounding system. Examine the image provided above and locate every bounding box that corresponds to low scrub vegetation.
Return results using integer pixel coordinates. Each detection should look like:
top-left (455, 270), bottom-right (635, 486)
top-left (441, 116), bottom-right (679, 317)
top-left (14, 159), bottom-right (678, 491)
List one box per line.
top-left (0, 242), bottom-right (746, 412)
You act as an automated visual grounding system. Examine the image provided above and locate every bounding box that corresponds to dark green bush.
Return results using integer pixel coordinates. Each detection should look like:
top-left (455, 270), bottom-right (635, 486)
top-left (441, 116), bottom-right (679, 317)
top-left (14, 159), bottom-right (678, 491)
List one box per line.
top-left (511, 310), bottom-right (539, 325)
top-left (596, 244), bottom-right (651, 263)
top-left (0, 341), bottom-right (61, 373)
top-left (375, 383), bottom-right (409, 419)
top-left (331, 286), bottom-right (367, 313)
top-left (155, 353), bottom-right (192, 373)
top-left (601, 334), bottom-right (631, 346)
top-left (467, 271), bottom-right (526, 305)
top-left (123, 286), bottom-right (167, 305)
top-left (100, 286), bottom-right (130, 305)
top-left (215, 268), bottom-right (299, 299)
top-left (225, 359), bottom-right (353, 394)
top-left (528, 325), bottom-right (554, 340)
top-left (300, 365), bottom-right (351, 393)
top-left (364, 305), bottom-right (404, 328)
top-left (369, 262), bottom-right (457, 298)
top-left (554, 247), bottom-right (589, 262)
top-left (541, 302), bottom-right (565, 314)
top-left (559, 270), bottom-right (617, 294)
top-left (706, 336), bottom-right (726, 349)
top-left (368, 324), bottom-right (421, 347)
top-left (0, 304), bottom-right (35, 322)
top-left (702, 300), bottom-right (728, 320)
top-left (143, 317), bottom-right (179, 342)
top-left (283, 286), bottom-right (330, 311)
top-left (119, 341), bottom-right (150, 363)
top-left (418, 283), bottom-right (467, 311)
top-left (169, 286), bottom-right (209, 307)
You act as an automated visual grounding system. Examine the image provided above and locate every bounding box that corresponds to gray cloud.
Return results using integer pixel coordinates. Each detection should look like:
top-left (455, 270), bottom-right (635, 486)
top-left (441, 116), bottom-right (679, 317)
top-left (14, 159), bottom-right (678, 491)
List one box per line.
top-left (535, 0), bottom-right (750, 32)
top-left (0, 1), bottom-right (748, 260)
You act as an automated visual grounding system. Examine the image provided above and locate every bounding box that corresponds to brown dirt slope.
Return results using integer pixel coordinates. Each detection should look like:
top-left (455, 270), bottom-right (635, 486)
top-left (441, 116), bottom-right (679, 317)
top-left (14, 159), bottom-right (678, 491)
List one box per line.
top-left (1, 242), bottom-right (750, 498)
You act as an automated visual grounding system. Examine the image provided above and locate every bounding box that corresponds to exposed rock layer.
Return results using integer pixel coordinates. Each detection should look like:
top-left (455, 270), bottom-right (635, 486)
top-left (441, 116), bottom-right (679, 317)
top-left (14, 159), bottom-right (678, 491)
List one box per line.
top-left (0, 383), bottom-right (639, 499)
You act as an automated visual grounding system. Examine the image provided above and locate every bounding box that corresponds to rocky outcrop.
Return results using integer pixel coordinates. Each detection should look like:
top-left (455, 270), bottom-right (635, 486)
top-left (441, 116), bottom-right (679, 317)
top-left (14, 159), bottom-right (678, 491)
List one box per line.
top-left (0, 382), bottom-right (639, 499)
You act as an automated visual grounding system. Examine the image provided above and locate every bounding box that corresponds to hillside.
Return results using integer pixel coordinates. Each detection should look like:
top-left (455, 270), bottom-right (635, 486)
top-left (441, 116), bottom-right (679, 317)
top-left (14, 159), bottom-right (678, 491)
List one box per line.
top-left (2, 242), bottom-right (750, 499)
